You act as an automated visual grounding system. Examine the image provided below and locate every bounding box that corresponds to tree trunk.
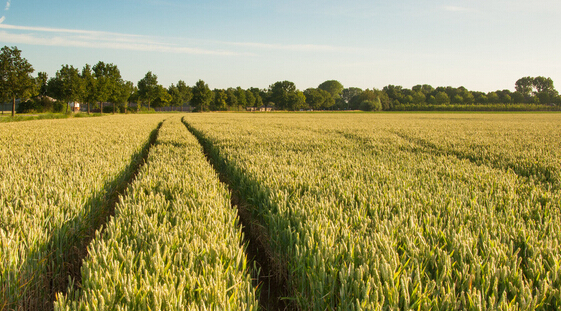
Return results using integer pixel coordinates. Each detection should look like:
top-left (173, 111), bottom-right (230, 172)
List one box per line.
top-left (113, 102), bottom-right (115, 114)
top-left (87, 102), bottom-right (90, 114)
top-left (12, 97), bottom-right (16, 117)
top-left (100, 102), bottom-right (103, 114)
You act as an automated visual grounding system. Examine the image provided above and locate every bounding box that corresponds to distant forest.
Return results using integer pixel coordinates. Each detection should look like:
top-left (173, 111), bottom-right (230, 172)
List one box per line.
top-left (2, 46), bottom-right (560, 114)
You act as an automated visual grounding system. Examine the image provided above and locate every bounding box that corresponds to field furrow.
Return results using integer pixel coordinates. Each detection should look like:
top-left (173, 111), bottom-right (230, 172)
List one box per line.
top-left (55, 116), bottom-right (257, 310)
top-left (184, 113), bottom-right (561, 310)
top-left (0, 115), bottom-right (166, 310)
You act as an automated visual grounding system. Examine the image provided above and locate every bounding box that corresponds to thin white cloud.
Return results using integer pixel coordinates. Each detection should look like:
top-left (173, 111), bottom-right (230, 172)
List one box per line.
top-left (444, 6), bottom-right (475, 12)
top-left (221, 41), bottom-right (360, 53)
top-left (5, 0), bottom-right (10, 11)
top-left (0, 24), bottom-right (244, 55)
top-left (0, 23), bottom-right (350, 55)
top-left (0, 16), bottom-right (4, 23)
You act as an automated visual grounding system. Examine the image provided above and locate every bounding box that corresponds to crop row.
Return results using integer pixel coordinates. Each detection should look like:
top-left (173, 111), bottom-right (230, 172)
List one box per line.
top-left (55, 116), bottom-right (257, 310)
top-left (385, 113), bottom-right (561, 189)
top-left (184, 113), bottom-right (561, 310)
top-left (0, 115), bottom-right (165, 309)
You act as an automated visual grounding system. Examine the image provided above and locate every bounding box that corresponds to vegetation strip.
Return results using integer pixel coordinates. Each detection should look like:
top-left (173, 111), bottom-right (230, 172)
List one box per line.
top-left (55, 116), bottom-right (257, 310)
top-left (182, 113), bottom-right (561, 310)
top-left (56, 119), bottom-right (163, 295)
top-left (182, 117), bottom-right (293, 311)
top-left (0, 115), bottom-right (166, 310)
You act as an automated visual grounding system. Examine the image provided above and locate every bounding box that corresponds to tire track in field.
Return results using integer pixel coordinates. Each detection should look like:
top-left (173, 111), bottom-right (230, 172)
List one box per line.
top-left (46, 120), bottom-right (165, 310)
top-left (181, 117), bottom-right (295, 311)
top-left (389, 130), bottom-right (558, 189)
top-left (338, 129), bottom-right (558, 189)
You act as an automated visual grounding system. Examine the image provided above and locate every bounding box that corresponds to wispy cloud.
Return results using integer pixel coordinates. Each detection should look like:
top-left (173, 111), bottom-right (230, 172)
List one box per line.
top-left (222, 41), bottom-right (360, 53)
top-left (4, 0), bottom-right (10, 11)
top-left (0, 23), bottom-right (351, 55)
top-left (443, 6), bottom-right (475, 12)
top-left (0, 16), bottom-right (4, 23)
top-left (0, 23), bottom-right (245, 55)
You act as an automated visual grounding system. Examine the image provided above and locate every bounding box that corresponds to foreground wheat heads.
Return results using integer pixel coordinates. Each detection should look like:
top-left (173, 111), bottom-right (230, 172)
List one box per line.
top-left (184, 113), bottom-right (561, 311)
top-left (55, 116), bottom-right (257, 310)
top-left (0, 115), bottom-right (166, 310)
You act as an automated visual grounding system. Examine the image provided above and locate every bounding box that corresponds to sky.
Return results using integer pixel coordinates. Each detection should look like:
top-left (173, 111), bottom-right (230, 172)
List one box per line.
top-left (0, 0), bottom-right (560, 92)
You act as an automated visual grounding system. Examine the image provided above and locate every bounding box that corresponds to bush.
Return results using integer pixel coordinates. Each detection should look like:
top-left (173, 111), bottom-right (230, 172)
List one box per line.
top-left (16, 97), bottom-right (61, 113)
top-left (359, 99), bottom-right (382, 111)
top-left (16, 100), bottom-right (38, 113)
top-left (53, 101), bottom-right (65, 113)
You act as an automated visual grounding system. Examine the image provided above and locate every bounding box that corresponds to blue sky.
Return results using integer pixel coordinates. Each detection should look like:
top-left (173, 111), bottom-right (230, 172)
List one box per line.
top-left (1, 0), bottom-right (560, 92)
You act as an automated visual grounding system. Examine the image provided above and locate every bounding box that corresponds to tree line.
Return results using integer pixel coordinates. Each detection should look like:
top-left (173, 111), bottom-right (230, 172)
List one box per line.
top-left (1, 46), bottom-right (560, 116)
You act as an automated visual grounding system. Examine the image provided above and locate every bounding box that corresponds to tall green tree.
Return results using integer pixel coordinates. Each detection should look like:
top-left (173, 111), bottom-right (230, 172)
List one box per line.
top-left (304, 88), bottom-right (333, 110)
top-left (50, 64), bottom-right (84, 113)
top-left (152, 85), bottom-right (173, 109)
top-left (245, 89), bottom-right (256, 108)
top-left (235, 86), bottom-right (247, 109)
top-left (212, 89), bottom-right (228, 111)
top-left (226, 87), bottom-right (238, 109)
top-left (0, 46), bottom-right (35, 116)
top-left (93, 62), bottom-right (122, 113)
top-left (533, 76), bottom-right (558, 104)
top-left (248, 87), bottom-right (263, 107)
top-left (191, 79), bottom-right (212, 111)
top-left (36, 72), bottom-right (49, 98)
top-left (137, 71), bottom-right (159, 111)
top-left (435, 91), bottom-right (450, 105)
top-left (340, 87), bottom-right (363, 109)
top-left (111, 80), bottom-right (134, 113)
top-left (168, 80), bottom-right (192, 110)
top-left (269, 80), bottom-right (306, 110)
top-left (81, 64), bottom-right (96, 114)
top-left (515, 77), bottom-right (534, 101)
top-left (318, 80), bottom-right (344, 99)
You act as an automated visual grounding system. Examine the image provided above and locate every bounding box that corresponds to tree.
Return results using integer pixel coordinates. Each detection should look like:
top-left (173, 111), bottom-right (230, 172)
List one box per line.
top-left (0, 46), bottom-right (35, 116)
top-left (152, 85), bottom-right (173, 109)
top-left (110, 80), bottom-right (134, 113)
top-left (304, 88), bottom-right (333, 110)
top-left (137, 71), bottom-right (159, 111)
top-left (359, 99), bottom-right (382, 111)
top-left (50, 64), bottom-right (84, 113)
top-left (245, 89), bottom-right (256, 108)
top-left (269, 81), bottom-right (307, 110)
top-left (93, 62), bottom-right (122, 114)
top-left (212, 89), bottom-right (228, 111)
top-left (176, 80), bottom-right (192, 110)
top-left (169, 80), bottom-right (192, 108)
top-left (412, 91), bottom-right (426, 104)
top-left (515, 77), bottom-right (534, 100)
top-left (383, 85), bottom-right (404, 103)
top-left (191, 79), bottom-right (212, 111)
top-left (289, 90), bottom-right (307, 111)
top-left (81, 64), bottom-right (96, 114)
top-left (533, 76), bottom-right (558, 104)
top-left (36, 72), bottom-right (49, 97)
top-left (318, 80), bottom-right (344, 99)
top-left (435, 91), bottom-right (450, 105)
top-left (248, 87), bottom-right (263, 107)
top-left (340, 87), bottom-right (363, 109)
top-left (351, 89), bottom-right (389, 110)
top-left (235, 86), bottom-right (247, 109)
top-left (226, 87), bottom-right (238, 109)
top-left (487, 92), bottom-right (499, 104)
top-left (121, 81), bottom-right (135, 113)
